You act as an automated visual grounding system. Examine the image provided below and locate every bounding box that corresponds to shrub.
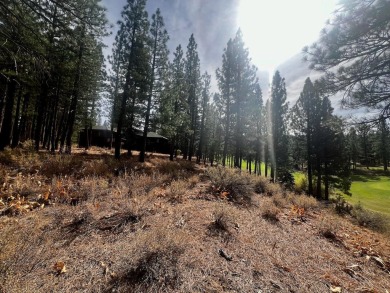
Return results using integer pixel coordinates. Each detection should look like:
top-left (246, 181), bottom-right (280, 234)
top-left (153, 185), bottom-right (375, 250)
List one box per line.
top-left (352, 203), bottom-right (390, 233)
top-left (40, 155), bottom-right (83, 177)
top-left (278, 169), bottom-right (295, 190)
top-left (272, 193), bottom-right (289, 208)
top-left (166, 180), bottom-right (187, 203)
top-left (332, 194), bottom-right (353, 215)
top-left (188, 175), bottom-right (199, 188)
top-left (290, 194), bottom-right (318, 210)
top-left (318, 216), bottom-right (341, 240)
top-left (260, 200), bottom-right (280, 223)
top-left (252, 176), bottom-right (284, 197)
top-left (206, 166), bottom-right (254, 205)
top-left (81, 156), bottom-right (125, 178)
top-left (294, 175), bottom-right (308, 194)
top-left (253, 176), bottom-right (270, 194)
top-left (0, 168), bottom-right (7, 185)
top-left (209, 208), bottom-right (237, 237)
top-left (0, 148), bottom-right (15, 166)
top-left (178, 160), bottom-right (195, 172)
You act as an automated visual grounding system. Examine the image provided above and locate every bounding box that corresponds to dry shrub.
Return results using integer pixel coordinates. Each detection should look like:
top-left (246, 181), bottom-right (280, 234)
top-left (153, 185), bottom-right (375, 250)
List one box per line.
top-left (188, 175), bottom-right (199, 188)
top-left (206, 166), bottom-right (254, 205)
top-left (1, 172), bottom-right (44, 202)
top-left (0, 167), bottom-right (7, 185)
top-left (157, 161), bottom-right (183, 178)
top-left (77, 177), bottom-right (110, 203)
top-left (166, 180), bottom-right (187, 203)
top-left (0, 148), bottom-right (15, 166)
top-left (49, 176), bottom-right (111, 206)
top-left (129, 172), bottom-right (167, 197)
top-left (318, 215), bottom-right (341, 240)
top-left (177, 160), bottom-right (195, 172)
top-left (40, 155), bottom-right (83, 177)
top-left (272, 192), bottom-right (289, 208)
top-left (289, 194), bottom-right (318, 210)
top-left (81, 157), bottom-right (119, 177)
top-left (208, 207), bottom-right (238, 240)
top-left (352, 203), bottom-right (390, 234)
top-left (0, 146), bottom-right (41, 170)
top-left (111, 229), bottom-right (187, 292)
top-left (253, 176), bottom-right (283, 196)
top-left (253, 176), bottom-right (270, 194)
top-left (260, 199), bottom-right (280, 223)
top-left (49, 177), bottom-right (78, 204)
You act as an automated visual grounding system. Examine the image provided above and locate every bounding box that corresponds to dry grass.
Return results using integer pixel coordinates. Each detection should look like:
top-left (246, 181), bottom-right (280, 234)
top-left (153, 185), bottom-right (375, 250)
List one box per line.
top-left (1, 148), bottom-right (390, 292)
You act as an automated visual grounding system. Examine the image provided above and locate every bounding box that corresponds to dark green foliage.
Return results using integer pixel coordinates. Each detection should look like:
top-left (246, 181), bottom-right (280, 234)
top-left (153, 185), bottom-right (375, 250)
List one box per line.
top-left (290, 78), bottom-right (351, 199)
top-left (304, 0), bottom-right (390, 120)
top-left (184, 34), bottom-right (201, 161)
top-left (270, 71), bottom-right (289, 182)
top-left (0, 0), bottom-right (108, 152)
top-left (139, 8), bottom-right (170, 162)
top-left (216, 30), bottom-right (262, 169)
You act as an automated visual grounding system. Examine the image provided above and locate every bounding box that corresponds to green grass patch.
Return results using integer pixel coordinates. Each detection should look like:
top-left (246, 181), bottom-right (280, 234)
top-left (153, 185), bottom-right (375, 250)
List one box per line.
top-left (345, 168), bottom-right (390, 216)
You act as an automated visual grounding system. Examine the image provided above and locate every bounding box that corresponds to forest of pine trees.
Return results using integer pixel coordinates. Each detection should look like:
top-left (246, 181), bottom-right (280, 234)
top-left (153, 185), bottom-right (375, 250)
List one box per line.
top-left (0, 0), bottom-right (389, 200)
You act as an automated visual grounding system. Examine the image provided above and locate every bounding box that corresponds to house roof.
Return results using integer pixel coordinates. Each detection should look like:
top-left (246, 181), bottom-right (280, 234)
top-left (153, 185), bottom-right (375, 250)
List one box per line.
top-left (81, 126), bottom-right (167, 140)
top-left (92, 125), bottom-right (111, 131)
top-left (131, 128), bottom-right (167, 140)
top-left (146, 132), bottom-right (167, 139)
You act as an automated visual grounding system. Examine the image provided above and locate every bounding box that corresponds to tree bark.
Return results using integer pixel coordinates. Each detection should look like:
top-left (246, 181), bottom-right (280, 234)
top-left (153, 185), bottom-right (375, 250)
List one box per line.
top-left (0, 78), bottom-right (17, 150)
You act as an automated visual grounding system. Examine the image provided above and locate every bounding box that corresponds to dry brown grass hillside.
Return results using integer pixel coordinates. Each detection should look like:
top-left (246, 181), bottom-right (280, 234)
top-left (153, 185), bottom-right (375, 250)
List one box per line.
top-left (0, 146), bottom-right (389, 293)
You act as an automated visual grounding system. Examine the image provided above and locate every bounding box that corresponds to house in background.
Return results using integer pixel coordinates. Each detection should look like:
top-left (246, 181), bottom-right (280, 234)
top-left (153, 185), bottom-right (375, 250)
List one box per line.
top-left (125, 128), bottom-right (170, 154)
top-left (78, 126), bottom-right (114, 148)
top-left (78, 126), bottom-right (169, 154)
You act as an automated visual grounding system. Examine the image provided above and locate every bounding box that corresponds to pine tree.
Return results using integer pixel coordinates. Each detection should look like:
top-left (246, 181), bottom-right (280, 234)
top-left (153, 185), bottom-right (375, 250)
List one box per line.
top-left (378, 116), bottom-right (389, 171)
top-left (196, 72), bottom-right (211, 163)
top-left (216, 30), bottom-right (258, 168)
top-left (184, 34), bottom-right (200, 161)
top-left (216, 39), bottom-right (235, 166)
top-left (304, 0), bottom-right (390, 120)
top-left (113, 0), bottom-right (149, 159)
top-left (269, 71), bottom-right (289, 183)
top-left (159, 45), bottom-right (188, 161)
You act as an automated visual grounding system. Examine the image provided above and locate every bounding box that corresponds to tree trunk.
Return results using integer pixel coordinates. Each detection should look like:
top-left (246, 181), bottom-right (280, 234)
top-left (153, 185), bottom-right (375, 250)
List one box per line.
top-left (324, 161), bottom-right (329, 200)
top-left (65, 29), bottom-right (85, 154)
top-left (18, 93), bottom-right (30, 142)
top-left (140, 29), bottom-right (158, 163)
top-left (11, 88), bottom-right (23, 148)
top-left (34, 75), bottom-right (49, 151)
top-left (316, 158), bottom-right (322, 199)
top-left (0, 78), bottom-right (17, 150)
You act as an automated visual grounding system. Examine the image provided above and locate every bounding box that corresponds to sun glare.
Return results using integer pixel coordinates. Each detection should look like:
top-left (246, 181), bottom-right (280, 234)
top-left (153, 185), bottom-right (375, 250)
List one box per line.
top-left (238, 0), bottom-right (337, 74)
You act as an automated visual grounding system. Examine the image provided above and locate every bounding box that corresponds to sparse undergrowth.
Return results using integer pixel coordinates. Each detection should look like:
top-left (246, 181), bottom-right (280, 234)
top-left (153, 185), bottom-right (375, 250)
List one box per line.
top-left (1, 148), bottom-right (390, 292)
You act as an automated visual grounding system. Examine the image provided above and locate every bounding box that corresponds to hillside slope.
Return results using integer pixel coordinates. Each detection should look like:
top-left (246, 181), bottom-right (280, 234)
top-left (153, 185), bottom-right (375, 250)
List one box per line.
top-left (0, 149), bottom-right (389, 292)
